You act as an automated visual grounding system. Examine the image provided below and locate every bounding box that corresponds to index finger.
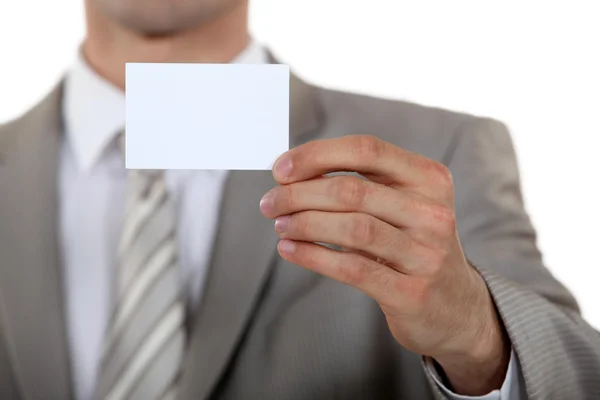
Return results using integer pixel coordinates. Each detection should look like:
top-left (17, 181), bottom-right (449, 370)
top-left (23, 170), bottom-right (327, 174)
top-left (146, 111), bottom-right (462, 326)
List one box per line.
top-left (272, 135), bottom-right (449, 191)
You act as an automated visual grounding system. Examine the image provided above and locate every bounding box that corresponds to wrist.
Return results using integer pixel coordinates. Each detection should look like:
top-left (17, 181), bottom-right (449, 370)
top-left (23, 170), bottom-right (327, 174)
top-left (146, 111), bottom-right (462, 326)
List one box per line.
top-left (434, 296), bottom-right (511, 395)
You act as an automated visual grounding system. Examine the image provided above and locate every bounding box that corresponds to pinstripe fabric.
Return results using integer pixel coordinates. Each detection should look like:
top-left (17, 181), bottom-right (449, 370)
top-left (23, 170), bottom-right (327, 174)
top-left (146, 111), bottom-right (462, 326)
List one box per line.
top-left (477, 267), bottom-right (600, 400)
top-left (94, 159), bottom-right (185, 400)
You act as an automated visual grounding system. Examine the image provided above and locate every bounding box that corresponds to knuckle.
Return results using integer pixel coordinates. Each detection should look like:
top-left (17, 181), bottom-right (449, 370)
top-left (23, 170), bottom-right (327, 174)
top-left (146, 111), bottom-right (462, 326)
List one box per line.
top-left (439, 213), bottom-right (457, 236)
top-left (438, 205), bottom-right (456, 225)
top-left (348, 214), bottom-right (378, 247)
top-left (427, 203), bottom-right (456, 235)
top-left (421, 242), bottom-right (453, 272)
top-left (338, 257), bottom-right (370, 286)
top-left (368, 268), bottom-right (397, 296)
top-left (281, 184), bottom-right (296, 209)
top-left (438, 163), bottom-right (453, 184)
top-left (353, 135), bottom-right (383, 164)
top-left (424, 160), bottom-right (453, 188)
top-left (435, 163), bottom-right (454, 190)
top-left (331, 177), bottom-right (368, 209)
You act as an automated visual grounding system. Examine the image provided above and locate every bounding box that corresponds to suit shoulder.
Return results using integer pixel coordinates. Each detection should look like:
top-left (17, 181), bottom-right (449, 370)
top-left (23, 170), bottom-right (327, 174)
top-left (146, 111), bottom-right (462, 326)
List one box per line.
top-left (0, 83), bottom-right (64, 153)
top-left (0, 113), bottom-right (27, 154)
top-left (311, 85), bottom-right (506, 161)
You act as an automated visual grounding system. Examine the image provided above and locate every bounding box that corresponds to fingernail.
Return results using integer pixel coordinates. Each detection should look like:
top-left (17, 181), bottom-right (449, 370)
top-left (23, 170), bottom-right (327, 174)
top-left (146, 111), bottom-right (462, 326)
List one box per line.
top-left (278, 239), bottom-right (296, 254)
top-left (260, 189), bottom-right (276, 214)
top-left (273, 156), bottom-right (293, 180)
top-left (274, 215), bottom-right (291, 233)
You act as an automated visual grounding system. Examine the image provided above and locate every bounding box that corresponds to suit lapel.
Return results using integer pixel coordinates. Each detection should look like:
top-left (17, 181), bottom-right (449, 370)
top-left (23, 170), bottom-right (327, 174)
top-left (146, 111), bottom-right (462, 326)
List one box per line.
top-left (0, 62), bottom-right (323, 400)
top-left (0, 83), bottom-right (72, 399)
top-left (179, 71), bottom-right (323, 400)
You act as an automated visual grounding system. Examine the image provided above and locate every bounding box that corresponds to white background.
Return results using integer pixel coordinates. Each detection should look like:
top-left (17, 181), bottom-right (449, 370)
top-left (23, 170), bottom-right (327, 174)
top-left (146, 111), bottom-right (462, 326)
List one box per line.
top-left (1, 1), bottom-right (599, 328)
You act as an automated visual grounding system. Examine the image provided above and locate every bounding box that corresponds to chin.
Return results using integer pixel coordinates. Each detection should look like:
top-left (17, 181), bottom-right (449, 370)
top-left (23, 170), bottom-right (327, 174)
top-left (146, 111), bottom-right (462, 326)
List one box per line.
top-left (95, 0), bottom-right (240, 35)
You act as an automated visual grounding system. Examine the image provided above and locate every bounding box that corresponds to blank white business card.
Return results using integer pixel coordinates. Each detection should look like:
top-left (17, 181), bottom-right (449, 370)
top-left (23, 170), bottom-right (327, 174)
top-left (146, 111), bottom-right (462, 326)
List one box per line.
top-left (125, 63), bottom-right (290, 170)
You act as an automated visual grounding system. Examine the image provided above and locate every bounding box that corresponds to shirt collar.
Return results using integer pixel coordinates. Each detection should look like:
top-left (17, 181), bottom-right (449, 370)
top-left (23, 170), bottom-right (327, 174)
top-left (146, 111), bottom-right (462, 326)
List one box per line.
top-left (63, 40), bottom-right (268, 172)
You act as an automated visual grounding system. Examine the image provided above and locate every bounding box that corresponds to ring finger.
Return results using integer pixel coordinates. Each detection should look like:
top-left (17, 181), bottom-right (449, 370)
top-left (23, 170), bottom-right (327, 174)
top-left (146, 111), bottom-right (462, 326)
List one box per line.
top-left (274, 210), bottom-right (422, 274)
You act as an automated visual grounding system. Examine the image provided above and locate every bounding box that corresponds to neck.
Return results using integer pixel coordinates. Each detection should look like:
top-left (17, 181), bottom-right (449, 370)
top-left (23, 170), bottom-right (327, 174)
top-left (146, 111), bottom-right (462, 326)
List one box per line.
top-left (82, 2), bottom-right (250, 90)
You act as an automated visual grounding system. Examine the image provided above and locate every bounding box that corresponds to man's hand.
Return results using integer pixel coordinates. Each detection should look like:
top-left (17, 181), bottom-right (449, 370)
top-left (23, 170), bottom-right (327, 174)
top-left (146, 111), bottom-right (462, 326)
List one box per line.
top-left (260, 135), bottom-right (510, 396)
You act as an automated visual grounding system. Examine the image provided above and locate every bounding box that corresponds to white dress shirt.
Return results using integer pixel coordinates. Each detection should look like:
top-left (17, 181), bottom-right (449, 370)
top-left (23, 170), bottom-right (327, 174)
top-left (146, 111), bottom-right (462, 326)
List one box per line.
top-left (59, 41), bottom-right (522, 400)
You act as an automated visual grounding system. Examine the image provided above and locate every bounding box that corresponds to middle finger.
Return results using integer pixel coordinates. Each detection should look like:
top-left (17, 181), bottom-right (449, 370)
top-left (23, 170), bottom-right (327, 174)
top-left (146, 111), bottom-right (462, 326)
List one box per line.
top-left (261, 175), bottom-right (436, 231)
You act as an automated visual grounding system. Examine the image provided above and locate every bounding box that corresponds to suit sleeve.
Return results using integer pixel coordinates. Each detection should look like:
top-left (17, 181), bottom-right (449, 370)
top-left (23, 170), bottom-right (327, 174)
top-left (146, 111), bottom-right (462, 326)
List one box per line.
top-left (425, 350), bottom-right (525, 399)
top-left (423, 117), bottom-right (600, 399)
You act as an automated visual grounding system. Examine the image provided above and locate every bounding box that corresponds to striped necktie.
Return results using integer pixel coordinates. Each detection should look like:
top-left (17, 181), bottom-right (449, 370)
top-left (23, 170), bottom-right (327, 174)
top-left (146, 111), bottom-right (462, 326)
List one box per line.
top-left (95, 137), bottom-right (185, 400)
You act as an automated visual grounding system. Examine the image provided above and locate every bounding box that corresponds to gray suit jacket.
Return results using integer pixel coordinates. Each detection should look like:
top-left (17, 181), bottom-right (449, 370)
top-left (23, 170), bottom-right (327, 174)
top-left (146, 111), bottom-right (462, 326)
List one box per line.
top-left (1, 69), bottom-right (599, 400)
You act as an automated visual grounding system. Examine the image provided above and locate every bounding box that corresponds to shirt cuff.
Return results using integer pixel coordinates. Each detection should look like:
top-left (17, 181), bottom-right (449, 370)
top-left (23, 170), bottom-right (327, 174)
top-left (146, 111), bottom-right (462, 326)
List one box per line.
top-left (425, 350), bottom-right (523, 400)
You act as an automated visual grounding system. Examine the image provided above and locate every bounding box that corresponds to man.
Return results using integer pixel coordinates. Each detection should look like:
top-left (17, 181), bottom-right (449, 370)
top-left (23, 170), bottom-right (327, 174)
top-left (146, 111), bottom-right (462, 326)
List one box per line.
top-left (0, 0), bottom-right (598, 399)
